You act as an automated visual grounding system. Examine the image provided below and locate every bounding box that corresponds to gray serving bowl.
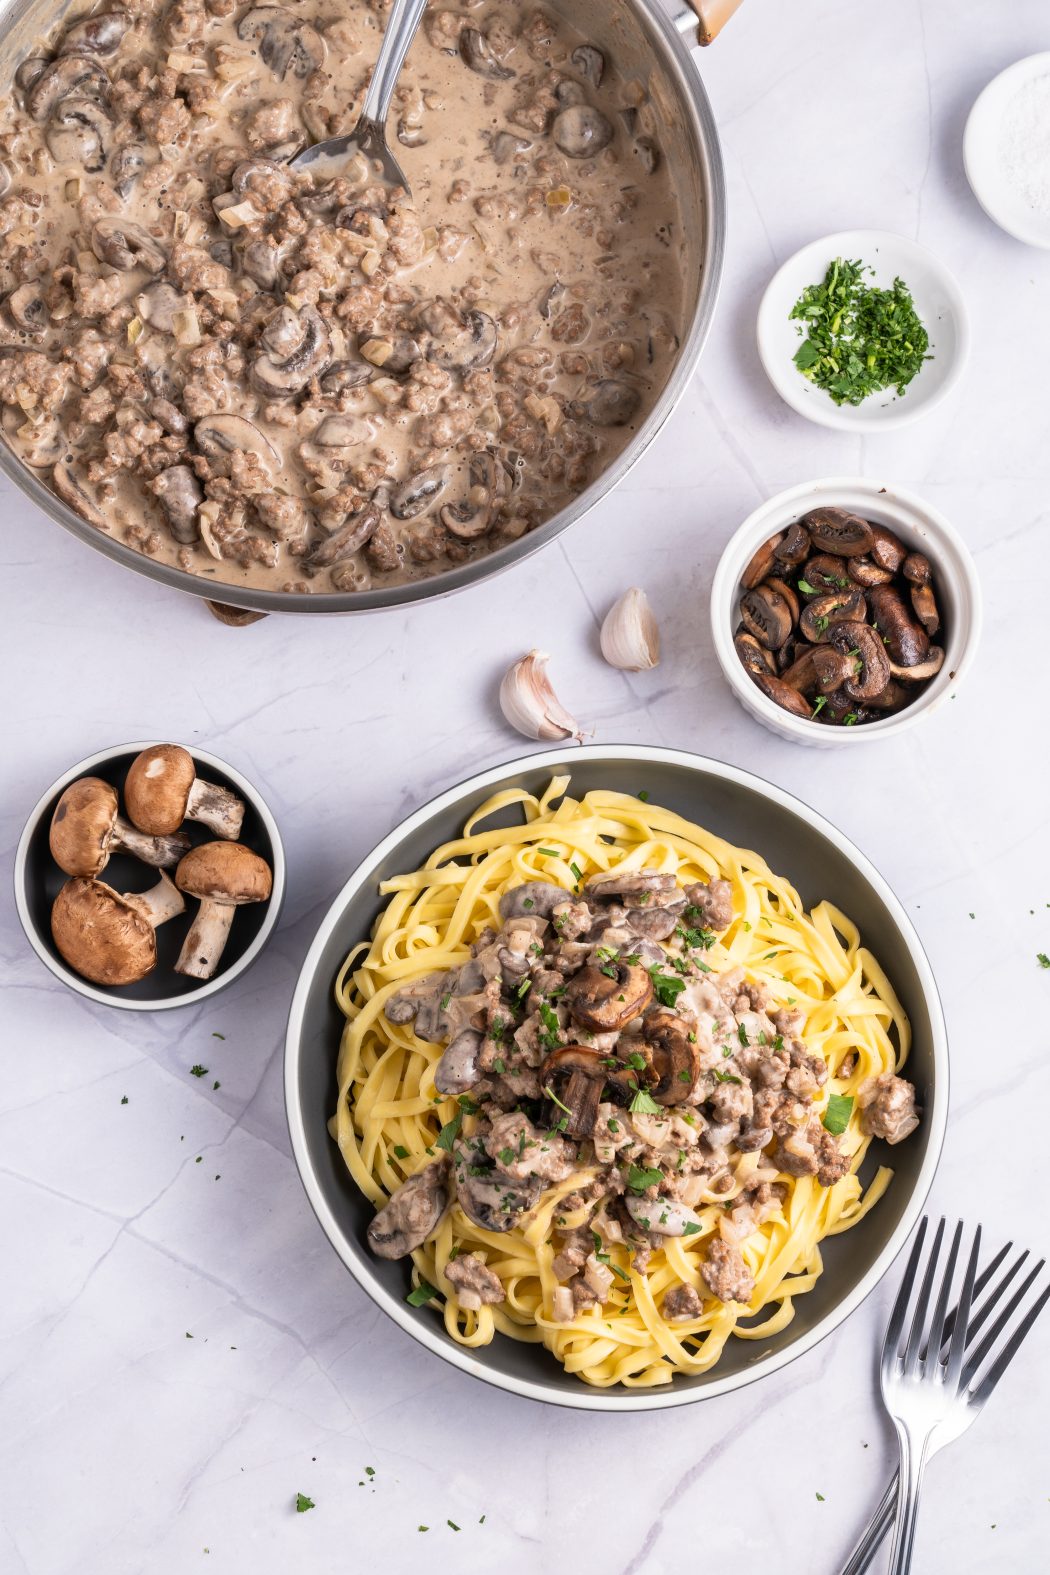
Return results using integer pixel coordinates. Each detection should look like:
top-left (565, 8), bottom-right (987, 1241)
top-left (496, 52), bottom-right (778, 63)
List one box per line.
top-left (285, 745), bottom-right (947, 1410)
top-left (15, 741), bottom-right (285, 1011)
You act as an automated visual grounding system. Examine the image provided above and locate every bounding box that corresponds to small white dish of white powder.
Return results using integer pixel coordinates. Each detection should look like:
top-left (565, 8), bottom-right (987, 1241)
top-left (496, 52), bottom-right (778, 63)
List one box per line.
top-left (965, 52), bottom-right (1050, 247)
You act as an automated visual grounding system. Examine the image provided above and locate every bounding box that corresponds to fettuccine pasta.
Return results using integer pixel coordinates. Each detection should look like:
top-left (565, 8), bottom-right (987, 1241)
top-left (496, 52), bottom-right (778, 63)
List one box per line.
top-left (330, 778), bottom-right (915, 1388)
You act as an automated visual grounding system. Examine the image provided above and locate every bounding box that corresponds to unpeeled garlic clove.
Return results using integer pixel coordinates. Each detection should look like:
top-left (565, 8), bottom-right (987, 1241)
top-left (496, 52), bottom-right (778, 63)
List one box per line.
top-left (599, 586), bottom-right (660, 671)
top-left (499, 650), bottom-right (584, 742)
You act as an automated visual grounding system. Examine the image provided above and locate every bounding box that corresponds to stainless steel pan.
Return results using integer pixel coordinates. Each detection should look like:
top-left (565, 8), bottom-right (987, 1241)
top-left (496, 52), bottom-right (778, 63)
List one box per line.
top-left (0, 0), bottom-right (740, 614)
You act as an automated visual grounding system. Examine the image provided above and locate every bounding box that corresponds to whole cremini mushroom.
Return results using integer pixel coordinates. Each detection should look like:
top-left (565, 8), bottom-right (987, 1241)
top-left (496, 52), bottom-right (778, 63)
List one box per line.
top-left (51, 871), bottom-right (185, 985)
top-left (124, 745), bottom-right (245, 840)
top-left (50, 776), bottom-right (190, 876)
top-left (174, 842), bottom-right (273, 979)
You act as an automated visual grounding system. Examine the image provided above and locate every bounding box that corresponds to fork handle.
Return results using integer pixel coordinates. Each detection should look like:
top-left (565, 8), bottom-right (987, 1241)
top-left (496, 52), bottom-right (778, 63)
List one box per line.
top-left (359, 0), bottom-right (430, 128)
top-left (839, 1475), bottom-right (897, 1575)
top-left (887, 1426), bottom-right (930, 1575)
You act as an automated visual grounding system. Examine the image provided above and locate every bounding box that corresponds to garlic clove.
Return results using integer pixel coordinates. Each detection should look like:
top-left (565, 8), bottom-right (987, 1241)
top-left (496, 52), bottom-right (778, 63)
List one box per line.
top-left (499, 649), bottom-right (584, 742)
top-left (599, 586), bottom-right (660, 671)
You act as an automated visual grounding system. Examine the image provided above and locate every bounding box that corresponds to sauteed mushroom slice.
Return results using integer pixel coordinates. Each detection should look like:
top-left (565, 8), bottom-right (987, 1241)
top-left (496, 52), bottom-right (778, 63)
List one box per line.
top-left (749, 669), bottom-right (815, 719)
top-left (889, 646), bottom-right (944, 684)
top-left (564, 962), bottom-right (653, 1033)
top-left (827, 621), bottom-right (891, 703)
top-left (251, 304), bottom-right (331, 397)
top-left (26, 55), bottom-right (108, 120)
top-left (645, 1009), bottom-right (701, 1104)
top-left (540, 1045), bottom-right (607, 1137)
top-left (568, 378), bottom-right (640, 427)
top-left (848, 555), bottom-right (894, 588)
top-left (441, 449), bottom-right (507, 540)
top-left (195, 413), bottom-right (279, 473)
top-left (625, 1194), bottom-right (701, 1238)
top-left (773, 521), bottom-right (810, 570)
top-left (434, 1029), bottom-right (484, 1096)
top-left (111, 142), bottom-right (146, 198)
top-left (552, 104), bottom-right (614, 159)
top-left (798, 554), bottom-right (852, 595)
top-left (455, 1160), bottom-right (540, 1234)
top-left (868, 522), bottom-right (908, 573)
top-left (367, 1157), bottom-right (450, 1259)
top-left (765, 575), bottom-right (800, 625)
top-left (571, 44), bottom-right (604, 87)
top-left (53, 458), bottom-right (106, 527)
top-left (801, 506), bottom-right (874, 557)
top-left (91, 218), bottom-right (166, 272)
top-left (320, 359), bottom-right (375, 394)
top-left (910, 582), bottom-right (940, 636)
top-left (305, 501), bottom-right (381, 569)
top-left (237, 7), bottom-right (326, 80)
top-left (740, 583), bottom-right (794, 650)
top-left (633, 136), bottom-right (660, 175)
top-left (59, 8), bottom-right (131, 59)
top-left (741, 531), bottom-right (784, 590)
top-left (459, 26), bottom-right (514, 80)
top-left (390, 464), bottom-right (450, 520)
top-left (868, 583), bottom-right (929, 668)
top-left (734, 628), bottom-right (776, 679)
top-left (603, 1046), bottom-right (658, 1105)
top-left (586, 869), bottom-right (676, 901)
top-left (902, 551), bottom-right (932, 585)
top-left (47, 96), bottom-right (111, 171)
top-left (499, 881), bottom-right (567, 919)
top-left (426, 309), bottom-right (497, 372)
top-left (7, 282), bottom-right (49, 335)
top-left (152, 464), bottom-right (202, 544)
top-left (798, 588), bottom-right (867, 643)
top-left (490, 130), bottom-right (532, 164)
top-left (781, 645), bottom-right (852, 696)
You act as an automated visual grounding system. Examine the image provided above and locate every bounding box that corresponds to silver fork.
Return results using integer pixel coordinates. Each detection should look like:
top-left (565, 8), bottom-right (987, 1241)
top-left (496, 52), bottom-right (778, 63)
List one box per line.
top-left (847, 1218), bottom-right (1050, 1575)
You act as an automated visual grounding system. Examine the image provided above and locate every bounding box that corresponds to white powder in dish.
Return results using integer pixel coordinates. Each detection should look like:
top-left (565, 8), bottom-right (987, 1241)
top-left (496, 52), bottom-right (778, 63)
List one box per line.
top-left (998, 73), bottom-right (1050, 216)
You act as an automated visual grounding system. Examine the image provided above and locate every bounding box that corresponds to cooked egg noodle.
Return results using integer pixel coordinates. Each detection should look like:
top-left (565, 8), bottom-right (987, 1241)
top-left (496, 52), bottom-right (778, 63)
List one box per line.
top-left (331, 780), bottom-right (909, 1387)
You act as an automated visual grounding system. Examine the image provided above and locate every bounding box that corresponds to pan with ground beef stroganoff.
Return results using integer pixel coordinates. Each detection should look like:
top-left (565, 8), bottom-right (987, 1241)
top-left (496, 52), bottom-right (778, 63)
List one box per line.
top-left (0, 0), bottom-right (719, 604)
top-left (332, 778), bottom-right (919, 1389)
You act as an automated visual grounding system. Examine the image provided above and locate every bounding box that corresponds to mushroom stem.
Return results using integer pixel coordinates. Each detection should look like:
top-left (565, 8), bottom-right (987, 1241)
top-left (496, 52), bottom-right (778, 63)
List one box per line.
top-left (113, 813), bottom-right (190, 869)
top-left (185, 778), bottom-right (245, 839)
top-left (175, 896), bottom-right (236, 980)
top-left (123, 870), bottom-right (185, 927)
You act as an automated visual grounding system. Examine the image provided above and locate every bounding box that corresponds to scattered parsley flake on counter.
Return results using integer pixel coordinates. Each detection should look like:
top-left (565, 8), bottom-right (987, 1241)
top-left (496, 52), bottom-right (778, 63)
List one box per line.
top-left (195, 1156), bottom-right (202, 1164)
top-left (448, 1520), bottom-right (460, 1531)
top-left (120, 1095), bottom-right (128, 1104)
top-left (407, 1279), bottom-right (438, 1306)
top-left (212, 1080), bottom-right (220, 1090)
top-left (823, 1094), bottom-right (854, 1135)
top-left (190, 1064), bottom-right (207, 1078)
top-left (1038, 953), bottom-right (1050, 969)
top-left (211, 1032), bottom-right (225, 1040)
top-left (365, 1466), bottom-right (375, 1478)
top-left (816, 1492), bottom-right (825, 1503)
top-left (789, 257), bottom-right (931, 406)
top-left (295, 1493), bottom-right (315, 1513)
top-left (418, 1525), bottom-right (429, 1533)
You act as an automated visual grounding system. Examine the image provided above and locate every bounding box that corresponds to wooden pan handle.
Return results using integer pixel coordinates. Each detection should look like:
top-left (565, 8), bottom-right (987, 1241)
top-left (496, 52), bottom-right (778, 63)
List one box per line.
top-left (687, 0), bottom-right (746, 45)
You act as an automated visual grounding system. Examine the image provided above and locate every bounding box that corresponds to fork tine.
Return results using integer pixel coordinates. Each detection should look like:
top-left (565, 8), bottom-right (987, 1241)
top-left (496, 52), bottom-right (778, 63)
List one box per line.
top-left (903, 1216), bottom-right (945, 1375)
top-left (926, 1219), bottom-right (963, 1372)
top-left (883, 1215), bottom-right (928, 1360)
top-left (963, 1257), bottom-right (1046, 1388)
top-left (969, 1276), bottom-right (1050, 1407)
top-left (919, 1240), bottom-right (1013, 1361)
top-left (945, 1223), bottom-right (981, 1386)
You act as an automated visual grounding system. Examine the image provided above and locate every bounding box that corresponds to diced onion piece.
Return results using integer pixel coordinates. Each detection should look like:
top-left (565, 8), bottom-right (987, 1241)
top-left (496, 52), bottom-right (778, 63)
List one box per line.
top-left (217, 199), bottom-right (262, 230)
top-left (546, 186), bottom-right (572, 209)
top-left (360, 249), bottom-right (382, 278)
top-left (172, 306), bottom-right (201, 346)
top-left (126, 316), bottom-right (144, 344)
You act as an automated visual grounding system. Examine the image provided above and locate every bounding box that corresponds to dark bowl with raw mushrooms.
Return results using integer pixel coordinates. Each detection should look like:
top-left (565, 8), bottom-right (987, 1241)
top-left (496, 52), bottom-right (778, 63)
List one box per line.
top-left (15, 741), bottom-right (285, 1009)
top-left (710, 479), bottom-right (982, 746)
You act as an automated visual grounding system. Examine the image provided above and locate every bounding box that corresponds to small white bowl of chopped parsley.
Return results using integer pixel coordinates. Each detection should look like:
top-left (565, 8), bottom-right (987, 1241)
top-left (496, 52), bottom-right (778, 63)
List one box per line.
top-left (756, 230), bottom-right (970, 430)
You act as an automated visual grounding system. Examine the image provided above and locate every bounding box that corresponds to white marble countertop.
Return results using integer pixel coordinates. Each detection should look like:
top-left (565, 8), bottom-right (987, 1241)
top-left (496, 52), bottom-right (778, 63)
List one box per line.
top-left (2, 0), bottom-right (1049, 1569)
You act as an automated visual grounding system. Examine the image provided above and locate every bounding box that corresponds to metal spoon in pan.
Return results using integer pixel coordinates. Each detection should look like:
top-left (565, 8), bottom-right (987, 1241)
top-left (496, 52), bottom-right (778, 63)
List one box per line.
top-left (290, 0), bottom-right (429, 188)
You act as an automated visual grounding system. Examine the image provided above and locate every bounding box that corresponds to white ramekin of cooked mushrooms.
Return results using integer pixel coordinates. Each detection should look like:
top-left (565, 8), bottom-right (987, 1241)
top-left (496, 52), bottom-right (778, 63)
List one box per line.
top-left (14, 741), bottom-right (284, 1009)
top-left (710, 478), bottom-right (982, 746)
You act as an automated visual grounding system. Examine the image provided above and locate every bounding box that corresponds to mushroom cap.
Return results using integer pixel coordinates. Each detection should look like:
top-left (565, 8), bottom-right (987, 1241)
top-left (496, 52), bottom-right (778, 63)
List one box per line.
top-left (124, 744), bottom-right (195, 834)
top-left (51, 876), bottom-right (157, 985)
top-left (564, 961), bottom-right (653, 1032)
top-left (49, 776), bottom-right (118, 876)
top-left (175, 841), bottom-right (272, 905)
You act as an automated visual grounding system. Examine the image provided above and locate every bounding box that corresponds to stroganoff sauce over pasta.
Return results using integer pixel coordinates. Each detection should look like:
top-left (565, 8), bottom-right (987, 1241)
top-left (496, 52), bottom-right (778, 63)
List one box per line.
top-left (0, 2), bottom-right (686, 593)
top-left (333, 780), bottom-right (920, 1388)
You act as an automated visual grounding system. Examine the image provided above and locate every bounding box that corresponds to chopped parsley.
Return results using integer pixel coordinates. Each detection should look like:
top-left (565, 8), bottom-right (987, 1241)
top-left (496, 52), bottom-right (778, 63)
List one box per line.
top-left (682, 1221), bottom-right (702, 1236)
top-left (457, 1094), bottom-right (480, 1113)
top-left (626, 1164), bottom-right (663, 1193)
top-left (714, 1070), bottom-right (742, 1085)
top-left (190, 1064), bottom-right (207, 1078)
top-left (407, 1279), bottom-right (439, 1306)
top-left (537, 1000), bottom-right (561, 1050)
top-left (516, 976), bottom-right (532, 1001)
top-left (569, 862), bottom-right (583, 883)
top-left (625, 1051), bottom-right (648, 1071)
top-left (629, 1088), bottom-right (662, 1115)
top-left (648, 964), bottom-right (686, 1008)
top-left (1038, 953), bottom-right (1050, 969)
top-left (448, 1520), bottom-right (460, 1531)
top-left (812, 694), bottom-right (828, 717)
top-left (544, 1083), bottom-right (573, 1116)
top-left (816, 1491), bottom-right (825, 1503)
top-left (393, 1144), bottom-right (410, 1159)
top-left (798, 578), bottom-right (817, 595)
top-left (676, 923), bottom-right (715, 950)
top-left (737, 1022), bottom-right (749, 1046)
top-left (120, 1095), bottom-right (128, 1104)
top-left (295, 1494), bottom-right (315, 1513)
top-left (498, 1147), bottom-right (516, 1166)
top-left (637, 790), bottom-right (650, 802)
top-left (789, 257), bottom-right (930, 405)
top-left (607, 1117), bottom-right (620, 1133)
top-left (537, 847), bottom-right (559, 857)
top-left (493, 1057), bottom-right (506, 1075)
top-left (435, 1112), bottom-right (462, 1152)
top-left (822, 1093), bottom-right (854, 1135)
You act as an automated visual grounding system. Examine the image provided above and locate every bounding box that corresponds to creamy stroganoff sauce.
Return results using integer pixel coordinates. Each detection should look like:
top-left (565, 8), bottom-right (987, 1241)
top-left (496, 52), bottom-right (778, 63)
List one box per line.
top-left (0, 1), bottom-right (686, 594)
